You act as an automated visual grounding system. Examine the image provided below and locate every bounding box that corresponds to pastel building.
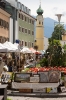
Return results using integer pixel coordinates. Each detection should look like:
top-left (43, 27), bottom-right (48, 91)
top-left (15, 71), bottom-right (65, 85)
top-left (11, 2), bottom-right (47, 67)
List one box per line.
top-left (6, 0), bottom-right (36, 48)
top-left (35, 4), bottom-right (44, 50)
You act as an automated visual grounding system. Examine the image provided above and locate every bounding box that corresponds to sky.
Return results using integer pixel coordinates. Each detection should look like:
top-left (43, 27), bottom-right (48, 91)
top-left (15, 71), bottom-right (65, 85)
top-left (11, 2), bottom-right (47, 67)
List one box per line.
top-left (18, 0), bottom-right (66, 24)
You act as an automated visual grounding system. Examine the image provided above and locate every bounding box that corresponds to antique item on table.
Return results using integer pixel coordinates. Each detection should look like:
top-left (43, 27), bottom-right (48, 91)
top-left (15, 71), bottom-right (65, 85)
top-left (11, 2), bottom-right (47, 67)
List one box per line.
top-left (30, 76), bottom-right (39, 83)
top-left (14, 73), bottom-right (32, 82)
top-left (1, 72), bottom-right (12, 83)
top-left (48, 71), bottom-right (60, 83)
top-left (38, 71), bottom-right (49, 83)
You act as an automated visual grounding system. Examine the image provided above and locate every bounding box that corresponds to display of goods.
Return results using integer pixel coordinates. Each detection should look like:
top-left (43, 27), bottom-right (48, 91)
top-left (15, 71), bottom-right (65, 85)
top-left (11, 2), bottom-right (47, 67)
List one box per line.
top-left (30, 76), bottom-right (39, 83)
top-left (38, 71), bottom-right (49, 83)
top-left (14, 73), bottom-right (32, 82)
top-left (48, 71), bottom-right (60, 83)
top-left (1, 72), bottom-right (12, 83)
top-left (60, 86), bottom-right (66, 92)
top-left (46, 87), bottom-right (57, 93)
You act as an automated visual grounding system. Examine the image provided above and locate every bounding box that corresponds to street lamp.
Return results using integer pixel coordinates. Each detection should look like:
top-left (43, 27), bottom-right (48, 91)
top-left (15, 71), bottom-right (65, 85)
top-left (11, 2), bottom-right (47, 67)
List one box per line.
top-left (55, 14), bottom-right (63, 40)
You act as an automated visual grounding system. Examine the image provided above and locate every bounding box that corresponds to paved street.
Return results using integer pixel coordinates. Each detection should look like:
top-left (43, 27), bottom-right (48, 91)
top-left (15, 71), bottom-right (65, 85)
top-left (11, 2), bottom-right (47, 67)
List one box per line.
top-left (8, 96), bottom-right (66, 100)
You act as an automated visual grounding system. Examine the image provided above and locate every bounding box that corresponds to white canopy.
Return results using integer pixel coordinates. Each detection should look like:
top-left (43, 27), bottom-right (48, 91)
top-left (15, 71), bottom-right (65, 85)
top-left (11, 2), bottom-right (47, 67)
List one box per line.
top-left (3, 41), bottom-right (18, 52)
top-left (0, 43), bottom-right (8, 52)
top-left (20, 47), bottom-right (32, 53)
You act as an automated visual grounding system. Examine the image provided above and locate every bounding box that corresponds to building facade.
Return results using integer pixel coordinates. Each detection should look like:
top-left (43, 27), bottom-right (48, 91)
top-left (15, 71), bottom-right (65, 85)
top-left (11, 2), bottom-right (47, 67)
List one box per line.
top-left (18, 10), bottom-right (35, 48)
top-left (0, 7), bottom-right (10, 43)
top-left (35, 4), bottom-right (44, 50)
top-left (6, 0), bottom-right (36, 48)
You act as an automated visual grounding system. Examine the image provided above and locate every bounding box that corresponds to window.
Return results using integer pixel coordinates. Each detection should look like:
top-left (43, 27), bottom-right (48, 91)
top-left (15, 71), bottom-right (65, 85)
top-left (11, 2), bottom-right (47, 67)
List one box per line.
top-left (42, 22), bottom-right (43, 25)
top-left (19, 26), bottom-right (21, 31)
top-left (22, 28), bottom-right (24, 33)
top-left (22, 4), bottom-right (24, 11)
top-left (19, 13), bottom-right (21, 18)
top-left (32, 43), bottom-right (33, 47)
top-left (32, 31), bottom-right (34, 35)
top-left (28, 18), bottom-right (29, 23)
top-left (22, 14), bottom-right (23, 20)
top-left (30, 19), bottom-right (31, 23)
top-left (25, 29), bottom-right (27, 33)
top-left (39, 21), bottom-right (41, 24)
top-left (25, 16), bottom-right (26, 21)
top-left (25, 42), bottom-right (27, 46)
top-left (28, 42), bottom-right (31, 47)
top-left (22, 41), bottom-right (24, 46)
top-left (32, 20), bottom-right (34, 24)
top-left (28, 30), bottom-right (30, 34)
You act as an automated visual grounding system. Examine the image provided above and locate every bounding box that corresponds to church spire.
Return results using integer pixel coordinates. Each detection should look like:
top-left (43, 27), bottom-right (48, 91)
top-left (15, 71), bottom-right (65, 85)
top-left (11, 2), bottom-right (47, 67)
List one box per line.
top-left (40, 0), bottom-right (41, 7)
top-left (36, 0), bottom-right (43, 15)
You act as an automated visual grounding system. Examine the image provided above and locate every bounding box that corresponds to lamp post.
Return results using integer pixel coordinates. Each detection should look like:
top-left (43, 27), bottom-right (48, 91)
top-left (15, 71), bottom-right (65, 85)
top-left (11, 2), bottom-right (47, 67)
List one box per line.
top-left (55, 14), bottom-right (63, 40)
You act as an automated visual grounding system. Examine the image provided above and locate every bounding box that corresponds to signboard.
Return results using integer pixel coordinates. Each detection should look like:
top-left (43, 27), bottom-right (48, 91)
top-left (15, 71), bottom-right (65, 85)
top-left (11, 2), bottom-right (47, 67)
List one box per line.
top-left (49, 71), bottom-right (60, 83)
top-left (38, 71), bottom-right (49, 83)
top-left (30, 76), bottom-right (39, 83)
top-left (14, 73), bottom-right (31, 82)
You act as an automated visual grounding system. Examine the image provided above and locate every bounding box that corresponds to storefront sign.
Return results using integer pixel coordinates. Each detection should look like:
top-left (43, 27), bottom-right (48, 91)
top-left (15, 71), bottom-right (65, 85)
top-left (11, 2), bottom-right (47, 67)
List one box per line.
top-left (0, 18), bottom-right (9, 30)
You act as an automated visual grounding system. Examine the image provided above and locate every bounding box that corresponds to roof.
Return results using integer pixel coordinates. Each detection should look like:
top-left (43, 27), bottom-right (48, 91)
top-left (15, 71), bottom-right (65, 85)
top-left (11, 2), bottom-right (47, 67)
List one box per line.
top-left (36, 5), bottom-right (43, 15)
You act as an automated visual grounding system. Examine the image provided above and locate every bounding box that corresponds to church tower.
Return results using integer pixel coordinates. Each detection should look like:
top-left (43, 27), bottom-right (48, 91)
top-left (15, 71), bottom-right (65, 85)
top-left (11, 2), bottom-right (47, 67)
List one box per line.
top-left (35, 1), bottom-right (44, 51)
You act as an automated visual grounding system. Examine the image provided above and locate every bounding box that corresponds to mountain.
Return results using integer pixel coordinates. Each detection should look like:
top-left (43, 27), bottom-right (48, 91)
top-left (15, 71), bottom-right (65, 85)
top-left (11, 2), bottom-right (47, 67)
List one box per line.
top-left (44, 17), bottom-right (57, 38)
top-left (33, 16), bottom-right (66, 38)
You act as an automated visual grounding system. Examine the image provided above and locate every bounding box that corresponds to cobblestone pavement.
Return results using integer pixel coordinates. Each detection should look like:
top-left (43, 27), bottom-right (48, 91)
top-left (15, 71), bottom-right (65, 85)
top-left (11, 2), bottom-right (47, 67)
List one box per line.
top-left (8, 96), bottom-right (66, 100)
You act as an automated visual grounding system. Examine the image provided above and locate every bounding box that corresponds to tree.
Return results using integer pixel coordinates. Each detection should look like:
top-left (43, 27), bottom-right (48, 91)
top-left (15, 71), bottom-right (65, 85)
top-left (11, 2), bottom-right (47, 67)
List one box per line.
top-left (49, 24), bottom-right (65, 41)
top-left (62, 44), bottom-right (66, 67)
top-left (46, 39), bottom-right (62, 66)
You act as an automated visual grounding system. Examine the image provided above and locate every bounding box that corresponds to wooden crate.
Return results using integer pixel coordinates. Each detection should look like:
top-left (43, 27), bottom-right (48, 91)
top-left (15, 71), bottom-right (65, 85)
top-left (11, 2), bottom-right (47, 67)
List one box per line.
top-left (19, 89), bottom-right (32, 93)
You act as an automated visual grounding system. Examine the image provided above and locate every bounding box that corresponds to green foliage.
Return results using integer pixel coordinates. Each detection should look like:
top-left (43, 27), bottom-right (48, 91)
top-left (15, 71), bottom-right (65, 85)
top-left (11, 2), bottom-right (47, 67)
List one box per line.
top-left (51, 24), bottom-right (65, 40)
top-left (39, 57), bottom-right (48, 67)
top-left (63, 44), bottom-right (66, 53)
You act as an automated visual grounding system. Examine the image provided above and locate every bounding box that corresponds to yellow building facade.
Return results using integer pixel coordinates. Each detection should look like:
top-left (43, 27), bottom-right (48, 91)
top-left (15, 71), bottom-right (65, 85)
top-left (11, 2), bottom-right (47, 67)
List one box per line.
top-left (35, 5), bottom-right (44, 51)
top-left (62, 32), bottom-right (66, 41)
